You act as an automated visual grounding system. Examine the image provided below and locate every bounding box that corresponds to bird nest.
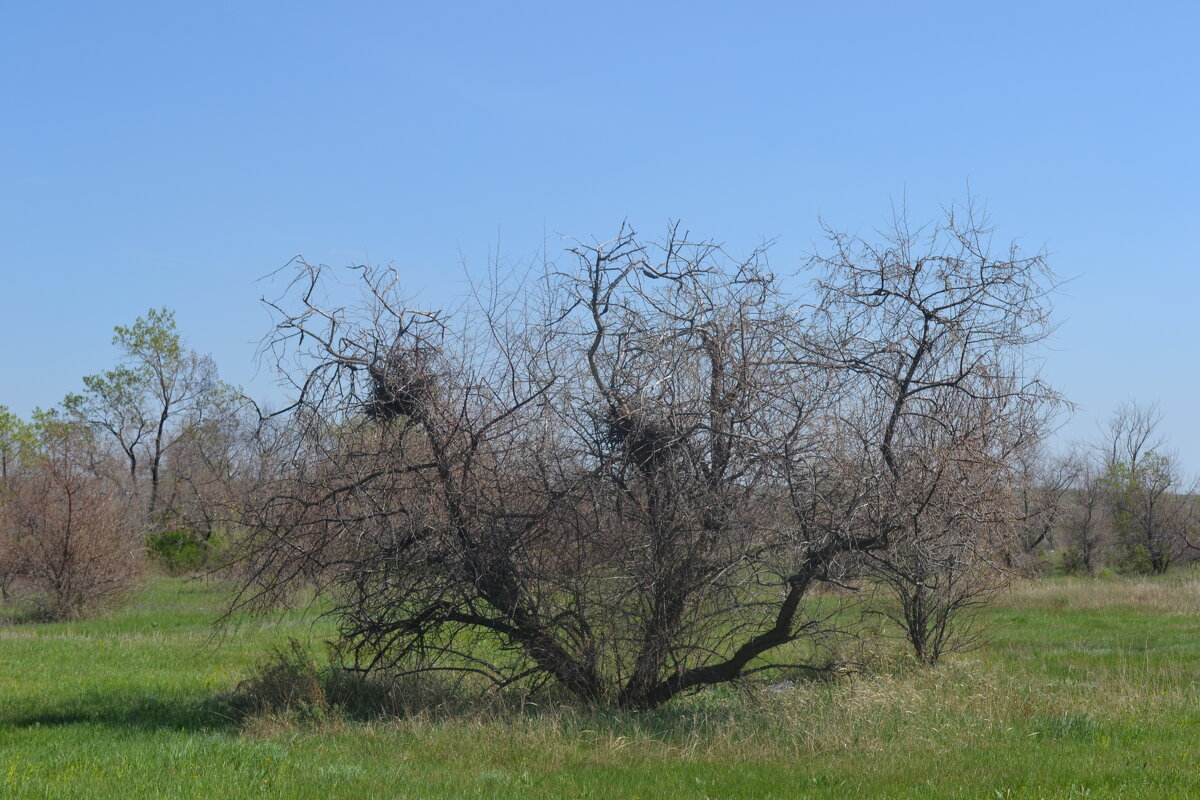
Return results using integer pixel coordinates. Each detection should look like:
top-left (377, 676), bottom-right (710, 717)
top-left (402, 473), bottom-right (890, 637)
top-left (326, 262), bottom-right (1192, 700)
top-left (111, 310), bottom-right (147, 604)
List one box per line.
top-left (605, 402), bottom-right (679, 472)
top-left (363, 348), bottom-right (434, 421)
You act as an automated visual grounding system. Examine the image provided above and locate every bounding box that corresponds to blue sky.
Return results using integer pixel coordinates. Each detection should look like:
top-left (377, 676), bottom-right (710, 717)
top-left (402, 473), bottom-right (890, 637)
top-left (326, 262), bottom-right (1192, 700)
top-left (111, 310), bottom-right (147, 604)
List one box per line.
top-left (2, 2), bottom-right (1197, 471)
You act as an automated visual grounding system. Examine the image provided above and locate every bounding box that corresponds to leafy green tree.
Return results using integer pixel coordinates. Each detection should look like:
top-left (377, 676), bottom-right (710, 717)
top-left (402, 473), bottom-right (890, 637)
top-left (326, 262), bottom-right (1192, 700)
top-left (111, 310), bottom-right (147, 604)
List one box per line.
top-left (66, 308), bottom-right (221, 515)
top-left (0, 406), bottom-right (36, 485)
top-left (64, 368), bottom-right (152, 488)
top-left (0, 406), bottom-right (38, 600)
top-left (1104, 452), bottom-right (1185, 574)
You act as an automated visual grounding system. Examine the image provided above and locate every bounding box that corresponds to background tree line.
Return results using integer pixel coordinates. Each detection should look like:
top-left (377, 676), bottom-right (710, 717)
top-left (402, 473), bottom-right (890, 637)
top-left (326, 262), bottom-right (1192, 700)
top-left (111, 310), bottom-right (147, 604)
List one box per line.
top-left (1025, 401), bottom-right (1200, 577)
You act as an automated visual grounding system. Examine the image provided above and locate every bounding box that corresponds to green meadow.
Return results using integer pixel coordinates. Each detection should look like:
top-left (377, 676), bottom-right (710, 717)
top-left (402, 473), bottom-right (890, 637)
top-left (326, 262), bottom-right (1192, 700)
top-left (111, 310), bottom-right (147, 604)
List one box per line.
top-left (2, 574), bottom-right (1199, 799)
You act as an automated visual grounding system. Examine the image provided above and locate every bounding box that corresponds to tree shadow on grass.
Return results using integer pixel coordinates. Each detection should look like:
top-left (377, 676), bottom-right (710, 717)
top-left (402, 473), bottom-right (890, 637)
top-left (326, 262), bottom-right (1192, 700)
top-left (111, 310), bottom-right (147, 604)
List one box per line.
top-left (3, 641), bottom-right (835, 739)
top-left (3, 690), bottom-right (242, 734)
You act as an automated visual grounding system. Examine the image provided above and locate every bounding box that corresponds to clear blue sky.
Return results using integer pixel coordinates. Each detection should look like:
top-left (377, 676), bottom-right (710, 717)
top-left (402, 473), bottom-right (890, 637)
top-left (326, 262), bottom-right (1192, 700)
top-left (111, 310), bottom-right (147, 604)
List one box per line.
top-left (2, 2), bottom-right (1197, 472)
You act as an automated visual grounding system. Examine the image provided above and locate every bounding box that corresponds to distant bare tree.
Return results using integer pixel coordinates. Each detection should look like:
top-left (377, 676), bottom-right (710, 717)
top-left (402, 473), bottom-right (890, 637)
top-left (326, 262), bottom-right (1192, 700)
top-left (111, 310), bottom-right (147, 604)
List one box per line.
top-left (1017, 449), bottom-right (1078, 558)
top-left (1100, 400), bottom-right (1163, 472)
top-left (157, 387), bottom-right (259, 539)
top-left (1057, 451), bottom-right (1111, 574)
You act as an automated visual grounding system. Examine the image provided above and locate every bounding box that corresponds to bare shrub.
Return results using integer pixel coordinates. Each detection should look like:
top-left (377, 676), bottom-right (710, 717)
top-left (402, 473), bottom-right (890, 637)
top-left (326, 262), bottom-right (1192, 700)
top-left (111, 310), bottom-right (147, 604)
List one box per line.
top-left (1, 421), bottom-right (142, 619)
top-left (803, 203), bottom-right (1062, 663)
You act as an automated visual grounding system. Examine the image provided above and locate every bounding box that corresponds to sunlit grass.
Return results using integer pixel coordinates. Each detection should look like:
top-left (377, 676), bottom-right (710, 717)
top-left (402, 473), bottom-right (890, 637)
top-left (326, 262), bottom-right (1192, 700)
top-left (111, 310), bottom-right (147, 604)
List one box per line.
top-left (1, 572), bottom-right (1199, 798)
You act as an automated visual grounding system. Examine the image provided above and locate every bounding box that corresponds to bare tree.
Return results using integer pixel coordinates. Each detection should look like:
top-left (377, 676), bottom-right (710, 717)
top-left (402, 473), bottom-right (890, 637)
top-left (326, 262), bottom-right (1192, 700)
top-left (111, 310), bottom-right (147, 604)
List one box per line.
top-left (158, 387), bottom-right (258, 536)
top-left (1013, 447), bottom-right (1078, 564)
top-left (1100, 400), bottom-right (1163, 471)
top-left (863, 392), bottom-right (1032, 663)
top-left (1059, 452), bottom-right (1111, 575)
top-left (234, 209), bottom-right (1060, 703)
top-left (803, 202), bottom-right (1062, 663)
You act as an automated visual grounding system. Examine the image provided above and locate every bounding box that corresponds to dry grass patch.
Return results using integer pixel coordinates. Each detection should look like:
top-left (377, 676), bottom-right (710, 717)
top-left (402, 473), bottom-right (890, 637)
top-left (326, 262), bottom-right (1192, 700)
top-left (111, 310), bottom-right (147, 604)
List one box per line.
top-left (1003, 570), bottom-right (1200, 615)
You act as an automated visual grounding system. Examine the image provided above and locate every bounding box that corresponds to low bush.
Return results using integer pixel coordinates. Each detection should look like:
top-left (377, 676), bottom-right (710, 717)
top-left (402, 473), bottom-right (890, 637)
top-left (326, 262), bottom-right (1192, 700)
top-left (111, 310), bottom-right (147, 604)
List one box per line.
top-left (146, 529), bottom-right (208, 574)
top-left (1057, 546), bottom-right (1088, 576)
top-left (228, 640), bottom-right (394, 724)
top-left (1114, 544), bottom-right (1156, 575)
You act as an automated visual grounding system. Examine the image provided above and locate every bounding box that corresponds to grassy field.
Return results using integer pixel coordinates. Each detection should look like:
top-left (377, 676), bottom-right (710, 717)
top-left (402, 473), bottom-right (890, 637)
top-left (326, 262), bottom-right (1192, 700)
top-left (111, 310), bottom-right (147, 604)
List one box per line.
top-left (1, 574), bottom-right (1199, 799)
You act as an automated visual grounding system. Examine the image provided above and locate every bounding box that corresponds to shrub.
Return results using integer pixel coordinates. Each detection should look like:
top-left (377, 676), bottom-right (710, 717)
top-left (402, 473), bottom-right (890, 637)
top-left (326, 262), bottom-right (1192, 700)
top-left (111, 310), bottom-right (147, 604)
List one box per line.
top-left (1058, 547), bottom-right (1088, 576)
top-left (1114, 544), bottom-right (1156, 576)
top-left (229, 640), bottom-right (394, 724)
top-left (146, 528), bottom-right (209, 574)
top-left (0, 422), bottom-right (142, 620)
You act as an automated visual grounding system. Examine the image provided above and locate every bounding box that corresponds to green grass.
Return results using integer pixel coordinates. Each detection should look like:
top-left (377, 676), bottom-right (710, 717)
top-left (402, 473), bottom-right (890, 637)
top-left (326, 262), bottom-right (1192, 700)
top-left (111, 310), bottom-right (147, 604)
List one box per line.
top-left (2, 573), bottom-right (1200, 798)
